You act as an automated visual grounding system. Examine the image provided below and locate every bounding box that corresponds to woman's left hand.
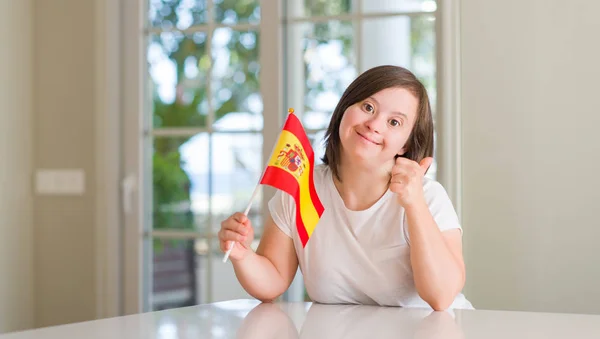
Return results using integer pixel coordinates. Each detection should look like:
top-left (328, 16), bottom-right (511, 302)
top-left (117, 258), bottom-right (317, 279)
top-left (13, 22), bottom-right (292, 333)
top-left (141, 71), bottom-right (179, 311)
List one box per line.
top-left (390, 157), bottom-right (433, 209)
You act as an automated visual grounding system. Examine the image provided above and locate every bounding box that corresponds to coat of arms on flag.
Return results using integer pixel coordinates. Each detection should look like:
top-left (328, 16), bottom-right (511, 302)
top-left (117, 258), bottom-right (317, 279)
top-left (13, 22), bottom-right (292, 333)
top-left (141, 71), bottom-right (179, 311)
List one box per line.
top-left (275, 143), bottom-right (306, 178)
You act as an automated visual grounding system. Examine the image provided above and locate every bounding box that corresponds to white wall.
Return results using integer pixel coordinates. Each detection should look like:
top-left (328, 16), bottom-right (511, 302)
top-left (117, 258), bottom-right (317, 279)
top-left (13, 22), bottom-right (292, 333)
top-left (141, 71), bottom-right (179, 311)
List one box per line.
top-left (33, 0), bottom-right (97, 327)
top-left (461, 0), bottom-right (600, 314)
top-left (0, 0), bottom-right (35, 333)
top-left (0, 0), bottom-right (100, 332)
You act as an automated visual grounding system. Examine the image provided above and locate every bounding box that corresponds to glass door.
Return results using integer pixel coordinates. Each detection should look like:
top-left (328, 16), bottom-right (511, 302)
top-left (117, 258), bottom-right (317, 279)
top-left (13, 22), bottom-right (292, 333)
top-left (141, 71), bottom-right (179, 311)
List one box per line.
top-left (122, 0), bottom-right (284, 313)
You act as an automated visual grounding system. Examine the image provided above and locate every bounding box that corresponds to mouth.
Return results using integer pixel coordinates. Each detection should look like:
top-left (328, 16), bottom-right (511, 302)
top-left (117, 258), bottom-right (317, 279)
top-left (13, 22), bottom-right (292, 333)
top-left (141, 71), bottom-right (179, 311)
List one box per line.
top-left (356, 131), bottom-right (381, 145)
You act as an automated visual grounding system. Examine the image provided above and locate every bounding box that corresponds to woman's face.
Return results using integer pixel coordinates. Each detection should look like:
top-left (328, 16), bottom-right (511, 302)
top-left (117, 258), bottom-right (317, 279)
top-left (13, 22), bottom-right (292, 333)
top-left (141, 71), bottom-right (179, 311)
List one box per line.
top-left (338, 87), bottom-right (419, 170)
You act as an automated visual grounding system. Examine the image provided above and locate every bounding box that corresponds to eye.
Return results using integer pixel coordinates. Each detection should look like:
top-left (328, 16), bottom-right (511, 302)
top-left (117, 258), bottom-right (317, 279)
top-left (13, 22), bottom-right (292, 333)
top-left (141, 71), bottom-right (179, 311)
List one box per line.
top-left (389, 119), bottom-right (402, 127)
top-left (362, 102), bottom-right (374, 113)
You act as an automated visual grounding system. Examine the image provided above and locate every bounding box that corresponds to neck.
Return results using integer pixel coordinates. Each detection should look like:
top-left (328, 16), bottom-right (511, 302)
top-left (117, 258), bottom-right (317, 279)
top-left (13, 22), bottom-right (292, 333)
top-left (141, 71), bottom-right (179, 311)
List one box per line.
top-left (333, 157), bottom-right (391, 211)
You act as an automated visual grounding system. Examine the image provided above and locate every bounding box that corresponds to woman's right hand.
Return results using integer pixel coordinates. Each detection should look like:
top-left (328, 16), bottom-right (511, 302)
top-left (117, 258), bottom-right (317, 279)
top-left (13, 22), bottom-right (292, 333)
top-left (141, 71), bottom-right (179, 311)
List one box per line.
top-left (218, 212), bottom-right (255, 261)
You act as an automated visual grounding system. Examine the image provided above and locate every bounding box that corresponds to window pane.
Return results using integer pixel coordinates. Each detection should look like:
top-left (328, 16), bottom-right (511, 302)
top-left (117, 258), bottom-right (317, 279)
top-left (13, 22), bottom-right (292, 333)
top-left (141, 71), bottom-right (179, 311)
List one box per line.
top-left (287, 0), bottom-right (351, 18)
top-left (214, 0), bottom-right (260, 24)
top-left (209, 238), bottom-right (254, 302)
top-left (148, 0), bottom-right (208, 29)
top-left (209, 132), bottom-right (264, 236)
top-left (151, 238), bottom-right (203, 310)
top-left (148, 32), bottom-right (210, 128)
top-left (362, 15), bottom-right (436, 111)
top-left (362, 0), bottom-right (436, 13)
top-left (152, 134), bottom-right (208, 231)
top-left (151, 236), bottom-right (259, 310)
top-left (211, 28), bottom-right (261, 129)
top-left (409, 15), bottom-right (437, 112)
top-left (308, 130), bottom-right (327, 166)
top-left (286, 21), bottom-right (357, 130)
top-left (153, 135), bottom-right (209, 232)
top-left (153, 133), bottom-right (264, 234)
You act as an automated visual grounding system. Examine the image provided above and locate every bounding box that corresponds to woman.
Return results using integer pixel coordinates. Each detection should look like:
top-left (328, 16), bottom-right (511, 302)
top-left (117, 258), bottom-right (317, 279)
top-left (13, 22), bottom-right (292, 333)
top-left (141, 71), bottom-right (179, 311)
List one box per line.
top-left (218, 65), bottom-right (473, 310)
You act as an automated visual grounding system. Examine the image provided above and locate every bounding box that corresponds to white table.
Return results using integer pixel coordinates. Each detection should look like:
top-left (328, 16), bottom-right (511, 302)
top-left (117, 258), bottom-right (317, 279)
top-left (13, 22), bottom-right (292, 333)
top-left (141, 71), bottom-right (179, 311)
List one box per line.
top-left (1, 299), bottom-right (599, 338)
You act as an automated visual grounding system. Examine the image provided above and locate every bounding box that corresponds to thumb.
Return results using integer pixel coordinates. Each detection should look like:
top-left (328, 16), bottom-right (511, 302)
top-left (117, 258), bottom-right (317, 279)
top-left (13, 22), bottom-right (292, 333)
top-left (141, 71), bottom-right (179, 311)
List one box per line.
top-left (419, 157), bottom-right (434, 175)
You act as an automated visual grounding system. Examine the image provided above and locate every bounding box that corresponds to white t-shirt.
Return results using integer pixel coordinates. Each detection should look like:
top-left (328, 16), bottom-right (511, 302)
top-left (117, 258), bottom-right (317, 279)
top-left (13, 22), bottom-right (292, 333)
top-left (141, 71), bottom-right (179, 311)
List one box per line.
top-left (268, 164), bottom-right (474, 310)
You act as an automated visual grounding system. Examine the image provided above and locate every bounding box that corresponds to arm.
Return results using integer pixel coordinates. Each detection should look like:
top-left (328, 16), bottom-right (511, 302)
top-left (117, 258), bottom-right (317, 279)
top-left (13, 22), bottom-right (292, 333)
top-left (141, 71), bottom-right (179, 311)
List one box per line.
top-left (230, 214), bottom-right (299, 302)
top-left (390, 157), bottom-right (465, 310)
top-left (405, 204), bottom-right (465, 311)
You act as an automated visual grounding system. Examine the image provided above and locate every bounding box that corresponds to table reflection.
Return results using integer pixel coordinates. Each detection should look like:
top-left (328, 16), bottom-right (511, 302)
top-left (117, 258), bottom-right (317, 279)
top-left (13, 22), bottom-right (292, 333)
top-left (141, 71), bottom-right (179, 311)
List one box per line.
top-left (236, 302), bottom-right (465, 339)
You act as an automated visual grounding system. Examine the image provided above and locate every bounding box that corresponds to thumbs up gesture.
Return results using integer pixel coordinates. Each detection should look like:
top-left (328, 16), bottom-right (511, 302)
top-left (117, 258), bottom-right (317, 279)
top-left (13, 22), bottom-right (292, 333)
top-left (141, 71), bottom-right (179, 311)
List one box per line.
top-left (390, 157), bottom-right (433, 209)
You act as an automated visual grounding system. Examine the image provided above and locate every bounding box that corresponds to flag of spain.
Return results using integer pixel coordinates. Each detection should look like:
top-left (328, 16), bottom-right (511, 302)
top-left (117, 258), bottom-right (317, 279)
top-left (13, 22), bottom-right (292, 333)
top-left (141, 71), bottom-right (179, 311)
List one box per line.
top-left (260, 111), bottom-right (325, 247)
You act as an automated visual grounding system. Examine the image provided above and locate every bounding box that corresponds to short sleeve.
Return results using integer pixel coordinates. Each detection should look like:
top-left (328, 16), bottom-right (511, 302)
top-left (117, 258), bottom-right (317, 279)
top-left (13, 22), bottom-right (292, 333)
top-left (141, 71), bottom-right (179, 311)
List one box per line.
top-left (267, 189), bottom-right (295, 238)
top-left (423, 179), bottom-right (462, 234)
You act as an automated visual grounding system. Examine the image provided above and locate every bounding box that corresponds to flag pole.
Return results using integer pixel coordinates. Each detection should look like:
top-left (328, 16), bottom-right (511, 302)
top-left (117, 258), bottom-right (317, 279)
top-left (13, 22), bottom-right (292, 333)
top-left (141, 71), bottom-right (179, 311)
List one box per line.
top-left (222, 109), bottom-right (295, 263)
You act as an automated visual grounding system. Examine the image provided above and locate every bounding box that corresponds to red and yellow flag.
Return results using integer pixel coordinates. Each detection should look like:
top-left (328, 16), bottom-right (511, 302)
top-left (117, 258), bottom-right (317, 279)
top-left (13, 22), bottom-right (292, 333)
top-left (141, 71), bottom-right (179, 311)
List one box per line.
top-left (260, 110), bottom-right (324, 247)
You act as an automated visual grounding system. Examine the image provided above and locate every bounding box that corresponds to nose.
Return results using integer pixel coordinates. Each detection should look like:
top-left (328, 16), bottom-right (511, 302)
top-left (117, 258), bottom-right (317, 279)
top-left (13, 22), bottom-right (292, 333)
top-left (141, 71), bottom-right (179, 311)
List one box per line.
top-left (364, 114), bottom-right (385, 134)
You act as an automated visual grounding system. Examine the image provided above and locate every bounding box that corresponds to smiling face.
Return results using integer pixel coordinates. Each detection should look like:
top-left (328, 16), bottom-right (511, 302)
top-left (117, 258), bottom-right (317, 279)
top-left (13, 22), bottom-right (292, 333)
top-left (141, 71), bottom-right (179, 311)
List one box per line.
top-left (321, 65), bottom-right (434, 181)
top-left (338, 87), bottom-right (419, 170)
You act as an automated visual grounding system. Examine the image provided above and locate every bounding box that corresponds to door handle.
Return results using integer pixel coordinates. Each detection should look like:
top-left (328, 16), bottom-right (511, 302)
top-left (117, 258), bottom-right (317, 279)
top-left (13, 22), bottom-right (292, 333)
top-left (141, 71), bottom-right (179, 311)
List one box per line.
top-left (121, 174), bottom-right (137, 215)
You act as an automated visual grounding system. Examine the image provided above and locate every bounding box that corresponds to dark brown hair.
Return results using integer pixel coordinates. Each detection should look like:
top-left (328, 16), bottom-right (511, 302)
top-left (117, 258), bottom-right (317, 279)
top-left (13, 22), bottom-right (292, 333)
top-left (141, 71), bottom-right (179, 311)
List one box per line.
top-left (322, 65), bottom-right (434, 181)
